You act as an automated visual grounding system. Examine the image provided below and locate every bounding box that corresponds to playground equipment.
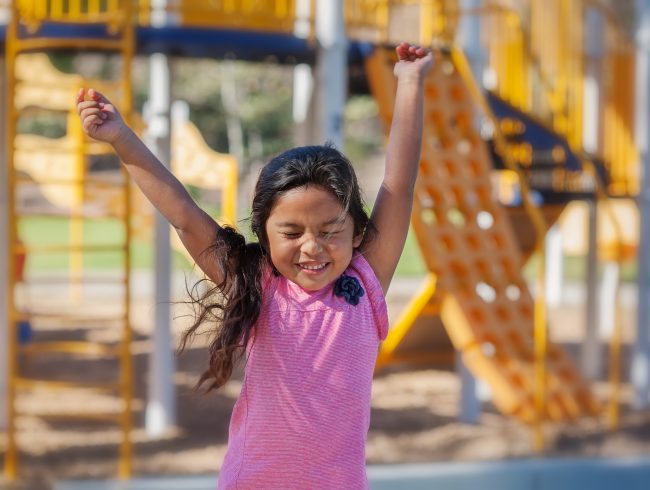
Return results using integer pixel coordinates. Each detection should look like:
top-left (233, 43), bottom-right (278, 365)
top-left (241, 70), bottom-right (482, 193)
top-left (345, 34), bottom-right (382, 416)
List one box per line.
top-left (369, 1), bottom-right (637, 444)
top-left (369, 46), bottom-right (598, 429)
top-left (4, 28), bottom-right (238, 483)
top-left (0, 0), bottom-right (644, 481)
top-left (3, 0), bottom-right (136, 479)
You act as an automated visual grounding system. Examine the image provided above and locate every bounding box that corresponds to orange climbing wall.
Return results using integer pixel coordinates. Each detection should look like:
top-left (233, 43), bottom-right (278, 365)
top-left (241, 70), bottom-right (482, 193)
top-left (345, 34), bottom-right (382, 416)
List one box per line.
top-left (367, 48), bottom-right (598, 423)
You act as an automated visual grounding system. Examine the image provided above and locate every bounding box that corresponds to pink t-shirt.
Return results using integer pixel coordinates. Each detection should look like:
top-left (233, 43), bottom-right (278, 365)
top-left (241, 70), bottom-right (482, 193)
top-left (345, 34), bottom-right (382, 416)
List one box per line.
top-left (218, 252), bottom-right (389, 490)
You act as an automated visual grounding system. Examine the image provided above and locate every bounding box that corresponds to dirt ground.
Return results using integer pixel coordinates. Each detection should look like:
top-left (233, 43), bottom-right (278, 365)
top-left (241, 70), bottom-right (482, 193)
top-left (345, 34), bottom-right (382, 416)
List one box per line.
top-left (3, 163), bottom-right (649, 489)
top-left (1, 275), bottom-right (649, 490)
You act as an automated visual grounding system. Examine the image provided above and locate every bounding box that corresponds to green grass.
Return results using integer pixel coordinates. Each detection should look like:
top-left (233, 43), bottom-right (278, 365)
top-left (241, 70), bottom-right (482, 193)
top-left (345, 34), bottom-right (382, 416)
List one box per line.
top-left (394, 227), bottom-right (427, 276)
top-left (19, 217), bottom-right (191, 272)
top-left (19, 216), bottom-right (427, 276)
top-left (18, 217), bottom-right (637, 283)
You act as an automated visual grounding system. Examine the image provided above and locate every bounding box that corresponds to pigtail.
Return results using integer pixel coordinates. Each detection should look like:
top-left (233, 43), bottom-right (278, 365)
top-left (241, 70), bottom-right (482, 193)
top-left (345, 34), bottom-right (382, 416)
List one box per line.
top-left (179, 225), bottom-right (267, 392)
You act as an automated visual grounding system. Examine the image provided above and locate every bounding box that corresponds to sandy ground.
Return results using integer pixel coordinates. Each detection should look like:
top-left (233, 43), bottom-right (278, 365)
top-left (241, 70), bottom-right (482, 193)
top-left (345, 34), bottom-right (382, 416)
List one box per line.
top-left (3, 164), bottom-right (649, 489)
top-left (1, 273), bottom-right (649, 490)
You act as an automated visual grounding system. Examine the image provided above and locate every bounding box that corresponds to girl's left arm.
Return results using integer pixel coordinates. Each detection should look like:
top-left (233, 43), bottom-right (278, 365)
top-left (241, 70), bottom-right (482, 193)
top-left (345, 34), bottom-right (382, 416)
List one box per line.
top-left (363, 43), bottom-right (434, 294)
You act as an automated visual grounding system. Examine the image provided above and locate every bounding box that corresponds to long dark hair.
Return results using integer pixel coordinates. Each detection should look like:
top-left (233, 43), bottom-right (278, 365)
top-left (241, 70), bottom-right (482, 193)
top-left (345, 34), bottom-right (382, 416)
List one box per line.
top-left (179, 144), bottom-right (375, 391)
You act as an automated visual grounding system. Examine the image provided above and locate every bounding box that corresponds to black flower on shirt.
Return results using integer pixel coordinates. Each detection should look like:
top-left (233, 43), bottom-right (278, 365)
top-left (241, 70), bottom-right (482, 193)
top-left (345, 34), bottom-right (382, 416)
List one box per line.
top-left (334, 274), bottom-right (365, 306)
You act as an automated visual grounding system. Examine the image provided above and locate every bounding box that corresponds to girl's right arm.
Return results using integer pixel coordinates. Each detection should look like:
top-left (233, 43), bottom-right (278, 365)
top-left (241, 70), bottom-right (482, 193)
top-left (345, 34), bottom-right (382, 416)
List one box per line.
top-left (76, 88), bottom-right (225, 284)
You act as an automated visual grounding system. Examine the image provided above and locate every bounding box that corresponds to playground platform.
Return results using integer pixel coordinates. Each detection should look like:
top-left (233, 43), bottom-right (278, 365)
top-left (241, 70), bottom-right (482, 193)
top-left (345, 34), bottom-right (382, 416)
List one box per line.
top-left (54, 457), bottom-right (650, 490)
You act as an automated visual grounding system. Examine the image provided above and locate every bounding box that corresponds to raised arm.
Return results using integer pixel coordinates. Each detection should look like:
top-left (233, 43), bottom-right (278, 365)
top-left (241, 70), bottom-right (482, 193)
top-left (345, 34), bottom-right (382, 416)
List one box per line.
top-left (362, 43), bottom-right (433, 294)
top-left (76, 88), bottom-right (224, 283)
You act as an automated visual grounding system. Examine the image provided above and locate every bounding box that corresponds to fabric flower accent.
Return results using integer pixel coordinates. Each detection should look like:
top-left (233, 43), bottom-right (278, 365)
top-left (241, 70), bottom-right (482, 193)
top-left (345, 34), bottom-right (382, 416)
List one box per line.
top-left (334, 274), bottom-right (365, 306)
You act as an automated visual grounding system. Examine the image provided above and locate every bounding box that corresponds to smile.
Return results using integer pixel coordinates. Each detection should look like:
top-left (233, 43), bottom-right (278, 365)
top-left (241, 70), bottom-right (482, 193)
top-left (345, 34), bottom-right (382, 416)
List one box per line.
top-left (298, 262), bottom-right (329, 271)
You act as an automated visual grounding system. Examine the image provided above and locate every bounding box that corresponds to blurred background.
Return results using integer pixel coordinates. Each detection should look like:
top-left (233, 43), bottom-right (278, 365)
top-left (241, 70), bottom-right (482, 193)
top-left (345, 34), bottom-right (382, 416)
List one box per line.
top-left (1, 0), bottom-right (650, 488)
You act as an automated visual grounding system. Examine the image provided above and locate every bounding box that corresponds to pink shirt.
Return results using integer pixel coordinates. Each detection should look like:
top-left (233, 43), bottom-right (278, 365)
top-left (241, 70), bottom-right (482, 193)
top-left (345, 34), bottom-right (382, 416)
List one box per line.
top-left (218, 252), bottom-right (389, 489)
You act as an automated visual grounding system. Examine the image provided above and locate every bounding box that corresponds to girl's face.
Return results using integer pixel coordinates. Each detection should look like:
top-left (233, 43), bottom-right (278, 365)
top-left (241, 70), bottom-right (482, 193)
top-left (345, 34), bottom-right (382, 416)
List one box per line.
top-left (265, 185), bottom-right (363, 291)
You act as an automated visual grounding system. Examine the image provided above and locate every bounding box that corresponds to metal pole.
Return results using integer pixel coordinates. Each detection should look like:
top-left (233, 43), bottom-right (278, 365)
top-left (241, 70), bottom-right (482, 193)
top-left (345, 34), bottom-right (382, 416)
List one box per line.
top-left (456, 0), bottom-right (484, 424)
top-left (315, 0), bottom-right (346, 147)
top-left (632, 0), bottom-right (650, 409)
top-left (545, 224), bottom-right (564, 308)
top-left (144, 51), bottom-right (176, 436)
top-left (580, 8), bottom-right (604, 381)
top-left (583, 199), bottom-right (600, 380)
top-left (0, 50), bottom-right (8, 431)
top-left (292, 0), bottom-right (313, 146)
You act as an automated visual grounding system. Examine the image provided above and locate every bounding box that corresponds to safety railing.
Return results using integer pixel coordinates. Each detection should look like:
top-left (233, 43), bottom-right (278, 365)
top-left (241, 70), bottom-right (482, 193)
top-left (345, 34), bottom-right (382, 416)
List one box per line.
top-left (4, 0), bottom-right (136, 480)
top-left (15, 0), bottom-right (128, 29)
top-left (344, 0), bottom-right (457, 45)
top-left (477, 0), bottom-right (638, 197)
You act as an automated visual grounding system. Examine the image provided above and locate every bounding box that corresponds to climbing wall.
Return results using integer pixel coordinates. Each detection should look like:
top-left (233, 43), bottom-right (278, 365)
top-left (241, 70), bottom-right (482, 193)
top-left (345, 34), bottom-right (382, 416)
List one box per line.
top-left (367, 47), bottom-right (598, 423)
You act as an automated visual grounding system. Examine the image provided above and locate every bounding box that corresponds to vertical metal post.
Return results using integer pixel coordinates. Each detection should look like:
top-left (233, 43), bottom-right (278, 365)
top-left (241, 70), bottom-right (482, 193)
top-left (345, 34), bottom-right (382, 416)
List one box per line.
top-left (545, 224), bottom-right (564, 308)
top-left (583, 199), bottom-right (600, 380)
top-left (632, 0), bottom-right (650, 409)
top-left (456, 0), bottom-right (484, 424)
top-left (145, 51), bottom-right (177, 436)
top-left (581, 8), bottom-right (605, 381)
top-left (315, 0), bottom-right (346, 148)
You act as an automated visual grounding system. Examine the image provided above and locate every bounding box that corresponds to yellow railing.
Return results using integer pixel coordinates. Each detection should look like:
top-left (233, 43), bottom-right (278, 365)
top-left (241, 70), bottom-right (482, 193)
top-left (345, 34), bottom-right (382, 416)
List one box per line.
top-left (16, 0), bottom-right (128, 27)
top-left (344, 0), bottom-right (458, 45)
top-left (478, 0), bottom-right (638, 196)
top-left (166, 0), bottom-right (297, 33)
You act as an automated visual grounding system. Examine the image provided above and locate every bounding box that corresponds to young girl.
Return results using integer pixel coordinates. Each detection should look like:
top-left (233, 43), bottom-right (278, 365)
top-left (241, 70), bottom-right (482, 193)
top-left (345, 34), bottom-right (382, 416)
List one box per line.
top-left (77, 42), bottom-right (433, 489)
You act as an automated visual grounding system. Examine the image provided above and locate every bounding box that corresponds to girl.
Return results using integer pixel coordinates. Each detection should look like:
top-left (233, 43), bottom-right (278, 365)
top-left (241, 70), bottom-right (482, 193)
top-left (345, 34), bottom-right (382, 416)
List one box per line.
top-left (77, 42), bottom-right (433, 489)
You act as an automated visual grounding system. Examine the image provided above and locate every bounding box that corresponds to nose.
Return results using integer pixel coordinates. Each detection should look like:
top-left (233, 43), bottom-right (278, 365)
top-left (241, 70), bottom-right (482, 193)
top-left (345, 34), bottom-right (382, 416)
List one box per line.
top-left (301, 234), bottom-right (323, 255)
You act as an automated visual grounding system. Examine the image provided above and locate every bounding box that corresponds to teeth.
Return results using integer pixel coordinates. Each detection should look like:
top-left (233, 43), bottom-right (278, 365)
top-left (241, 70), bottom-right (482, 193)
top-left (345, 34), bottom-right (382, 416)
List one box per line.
top-left (301, 263), bottom-right (327, 271)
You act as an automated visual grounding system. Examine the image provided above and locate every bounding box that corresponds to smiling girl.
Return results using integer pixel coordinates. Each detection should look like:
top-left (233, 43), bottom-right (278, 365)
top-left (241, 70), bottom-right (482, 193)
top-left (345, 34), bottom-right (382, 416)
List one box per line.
top-left (76, 42), bottom-right (433, 490)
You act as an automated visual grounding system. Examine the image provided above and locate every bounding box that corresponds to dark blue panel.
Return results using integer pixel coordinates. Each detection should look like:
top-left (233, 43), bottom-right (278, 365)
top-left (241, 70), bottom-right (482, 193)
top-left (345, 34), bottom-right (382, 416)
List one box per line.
top-left (484, 91), bottom-right (610, 203)
top-left (136, 25), bottom-right (316, 63)
top-left (486, 91), bottom-right (582, 171)
top-left (0, 23), bottom-right (375, 65)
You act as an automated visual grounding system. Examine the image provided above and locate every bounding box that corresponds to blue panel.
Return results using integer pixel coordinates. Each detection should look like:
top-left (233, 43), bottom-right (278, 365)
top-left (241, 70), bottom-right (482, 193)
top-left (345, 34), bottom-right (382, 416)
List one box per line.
top-left (486, 91), bottom-right (582, 171)
top-left (0, 24), bottom-right (375, 65)
top-left (136, 26), bottom-right (316, 63)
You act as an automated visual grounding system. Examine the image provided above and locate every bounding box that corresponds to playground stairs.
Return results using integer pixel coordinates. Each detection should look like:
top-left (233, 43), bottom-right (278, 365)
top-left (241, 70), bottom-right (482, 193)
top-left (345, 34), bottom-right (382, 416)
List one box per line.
top-left (366, 46), bottom-right (600, 425)
top-left (4, 1), bottom-right (136, 479)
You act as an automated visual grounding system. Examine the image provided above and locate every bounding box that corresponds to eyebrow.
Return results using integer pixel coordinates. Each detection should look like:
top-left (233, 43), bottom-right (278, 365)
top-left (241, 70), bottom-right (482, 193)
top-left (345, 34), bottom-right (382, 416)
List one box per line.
top-left (275, 217), bottom-right (345, 228)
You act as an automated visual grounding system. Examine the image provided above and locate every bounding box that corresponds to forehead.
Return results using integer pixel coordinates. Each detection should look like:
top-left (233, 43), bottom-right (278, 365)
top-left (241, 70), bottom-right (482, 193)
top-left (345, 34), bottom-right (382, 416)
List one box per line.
top-left (268, 186), bottom-right (346, 225)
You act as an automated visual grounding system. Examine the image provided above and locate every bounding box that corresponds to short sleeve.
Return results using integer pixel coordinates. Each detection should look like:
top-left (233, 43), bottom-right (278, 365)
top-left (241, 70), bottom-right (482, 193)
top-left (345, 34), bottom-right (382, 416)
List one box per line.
top-left (349, 252), bottom-right (389, 341)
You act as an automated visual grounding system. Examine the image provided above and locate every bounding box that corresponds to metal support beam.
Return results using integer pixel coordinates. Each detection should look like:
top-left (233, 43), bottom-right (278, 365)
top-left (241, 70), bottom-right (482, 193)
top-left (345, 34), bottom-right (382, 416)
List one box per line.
top-left (145, 52), bottom-right (176, 436)
top-left (545, 224), bottom-right (563, 308)
top-left (315, 0), bottom-right (346, 147)
top-left (583, 199), bottom-right (600, 380)
top-left (292, 0), bottom-right (315, 146)
top-left (632, 0), bottom-right (650, 408)
top-left (455, 0), bottom-right (485, 424)
top-left (580, 7), bottom-right (604, 382)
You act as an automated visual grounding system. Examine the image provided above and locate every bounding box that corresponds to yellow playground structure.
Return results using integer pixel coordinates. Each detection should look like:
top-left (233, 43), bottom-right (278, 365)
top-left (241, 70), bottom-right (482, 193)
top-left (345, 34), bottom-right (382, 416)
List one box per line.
top-left (1, 0), bottom-right (647, 481)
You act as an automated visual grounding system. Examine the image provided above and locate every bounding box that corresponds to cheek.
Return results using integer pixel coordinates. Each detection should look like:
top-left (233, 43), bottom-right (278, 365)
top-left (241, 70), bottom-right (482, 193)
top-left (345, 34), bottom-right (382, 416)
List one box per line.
top-left (327, 234), bottom-right (355, 254)
top-left (268, 236), bottom-right (296, 260)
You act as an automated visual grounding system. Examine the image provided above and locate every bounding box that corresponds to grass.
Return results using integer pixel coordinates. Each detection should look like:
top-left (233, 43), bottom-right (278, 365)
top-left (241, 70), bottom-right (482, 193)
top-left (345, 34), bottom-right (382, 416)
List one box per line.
top-left (18, 216), bottom-right (425, 276)
top-left (18, 217), bottom-right (637, 283)
top-left (18, 217), bottom-right (191, 272)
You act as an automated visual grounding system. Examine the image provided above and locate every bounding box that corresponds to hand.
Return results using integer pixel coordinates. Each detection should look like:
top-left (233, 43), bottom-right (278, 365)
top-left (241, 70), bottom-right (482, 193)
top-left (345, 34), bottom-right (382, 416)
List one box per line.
top-left (393, 42), bottom-right (434, 81)
top-left (76, 88), bottom-right (128, 144)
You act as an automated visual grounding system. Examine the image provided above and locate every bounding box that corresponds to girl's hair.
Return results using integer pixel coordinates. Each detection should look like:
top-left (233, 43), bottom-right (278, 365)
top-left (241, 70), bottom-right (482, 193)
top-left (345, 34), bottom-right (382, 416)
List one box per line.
top-left (179, 144), bottom-right (375, 392)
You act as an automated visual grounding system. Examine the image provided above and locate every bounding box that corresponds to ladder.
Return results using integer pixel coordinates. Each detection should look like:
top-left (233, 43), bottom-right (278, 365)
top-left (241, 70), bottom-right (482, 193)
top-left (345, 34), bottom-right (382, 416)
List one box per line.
top-left (4, 0), bottom-right (135, 479)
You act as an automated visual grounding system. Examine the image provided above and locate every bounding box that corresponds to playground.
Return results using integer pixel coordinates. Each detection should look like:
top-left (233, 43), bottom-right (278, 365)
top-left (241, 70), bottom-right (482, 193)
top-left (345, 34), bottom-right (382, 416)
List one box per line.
top-left (2, 0), bottom-right (650, 488)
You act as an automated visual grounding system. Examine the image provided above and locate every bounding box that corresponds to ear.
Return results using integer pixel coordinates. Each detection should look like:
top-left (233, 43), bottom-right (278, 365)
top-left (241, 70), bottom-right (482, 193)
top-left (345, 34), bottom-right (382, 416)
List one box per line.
top-left (352, 233), bottom-right (363, 249)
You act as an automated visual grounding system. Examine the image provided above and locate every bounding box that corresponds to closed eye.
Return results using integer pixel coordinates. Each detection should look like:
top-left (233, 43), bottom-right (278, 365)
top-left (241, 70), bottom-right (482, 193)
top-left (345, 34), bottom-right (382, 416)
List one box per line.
top-left (282, 232), bottom-right (302, 239)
